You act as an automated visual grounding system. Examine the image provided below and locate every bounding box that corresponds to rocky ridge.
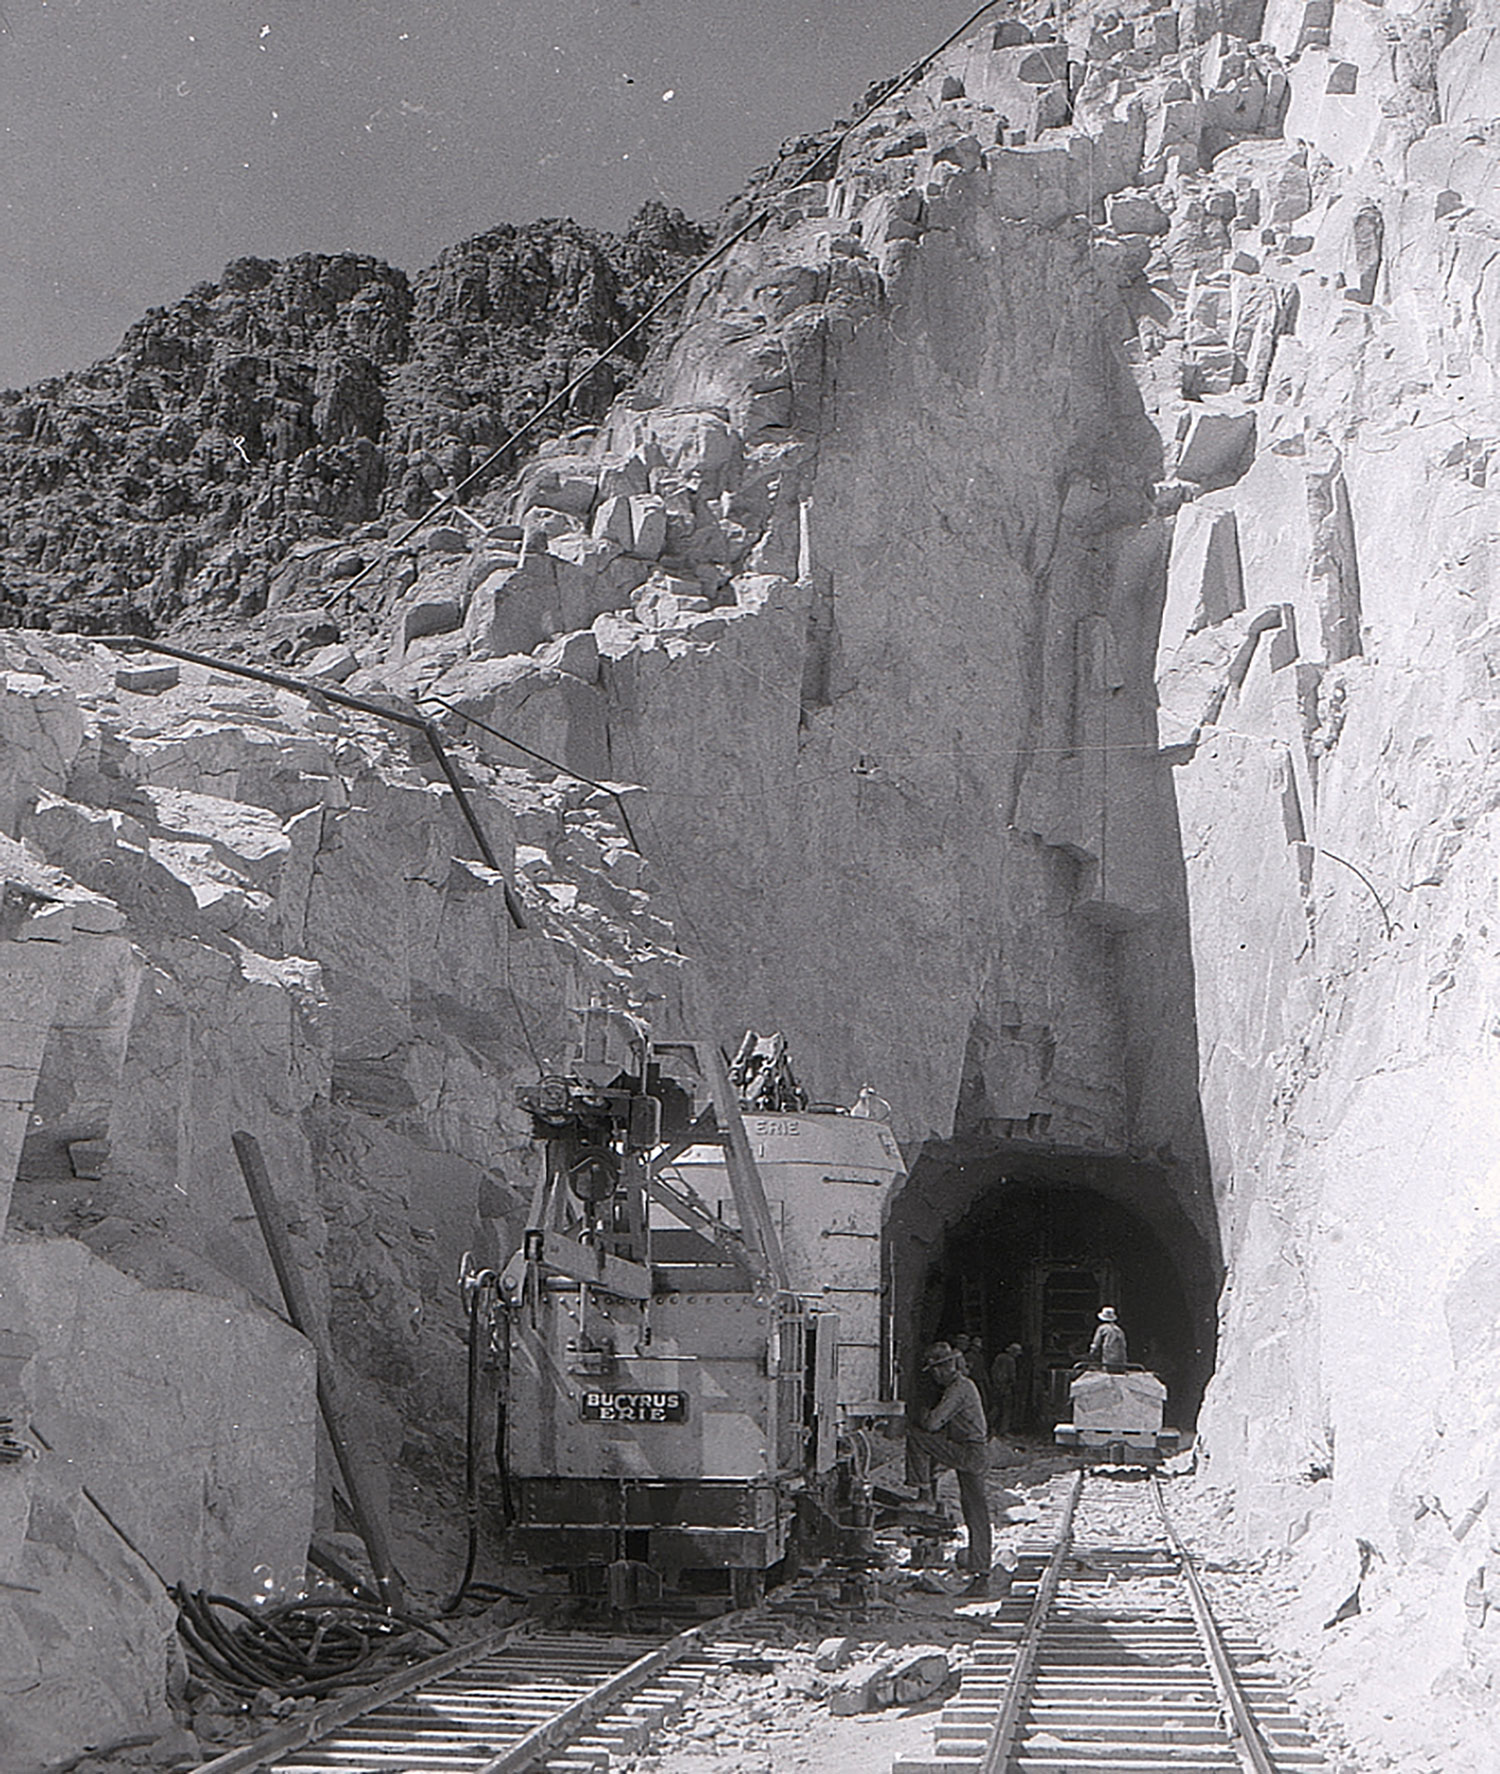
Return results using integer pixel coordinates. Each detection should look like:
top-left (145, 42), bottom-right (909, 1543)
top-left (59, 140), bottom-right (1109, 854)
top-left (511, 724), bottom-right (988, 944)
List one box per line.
top-left (0, 204), bottom-right (708, 636)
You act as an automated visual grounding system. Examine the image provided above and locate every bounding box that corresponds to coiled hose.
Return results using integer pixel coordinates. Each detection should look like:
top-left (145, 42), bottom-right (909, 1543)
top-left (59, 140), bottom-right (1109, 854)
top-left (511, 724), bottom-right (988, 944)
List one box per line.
top-left (173, 1589), bottom-right (450, 1699)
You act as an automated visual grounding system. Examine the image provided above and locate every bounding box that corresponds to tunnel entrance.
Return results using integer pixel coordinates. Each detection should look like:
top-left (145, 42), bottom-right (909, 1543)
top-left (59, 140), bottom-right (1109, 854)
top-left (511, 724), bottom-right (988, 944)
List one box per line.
top-left (886, 1152), bottom-right (1219, 1433)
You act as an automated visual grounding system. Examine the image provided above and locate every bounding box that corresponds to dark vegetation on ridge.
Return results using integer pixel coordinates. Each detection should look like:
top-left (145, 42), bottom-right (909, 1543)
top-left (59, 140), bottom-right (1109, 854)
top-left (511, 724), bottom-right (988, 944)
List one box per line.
top-left (0, 202), bottom-right (711, 637)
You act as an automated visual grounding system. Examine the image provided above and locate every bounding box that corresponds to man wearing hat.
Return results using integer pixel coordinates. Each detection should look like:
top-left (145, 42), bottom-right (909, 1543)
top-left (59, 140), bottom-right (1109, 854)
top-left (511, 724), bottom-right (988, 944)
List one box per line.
top-left (1088, 1307), bottom-right (1128, 1372)
top-left (907, 1342), bottom-right (992, 1595)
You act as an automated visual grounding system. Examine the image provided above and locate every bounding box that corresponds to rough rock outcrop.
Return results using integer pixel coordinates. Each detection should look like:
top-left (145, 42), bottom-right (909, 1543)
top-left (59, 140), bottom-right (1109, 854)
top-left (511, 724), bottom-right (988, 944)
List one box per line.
top-left (0, 206), bottom-right (708, 636)
top-left (279, 0), bottom-right (1495, 1758)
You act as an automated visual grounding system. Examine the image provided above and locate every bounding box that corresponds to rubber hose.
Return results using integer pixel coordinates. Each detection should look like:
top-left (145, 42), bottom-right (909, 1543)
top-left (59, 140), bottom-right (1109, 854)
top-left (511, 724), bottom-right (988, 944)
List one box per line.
top-left (443, 1278), bottom-right (489, 1613)
top-left (174, 1588), bottom-right (449, 1701)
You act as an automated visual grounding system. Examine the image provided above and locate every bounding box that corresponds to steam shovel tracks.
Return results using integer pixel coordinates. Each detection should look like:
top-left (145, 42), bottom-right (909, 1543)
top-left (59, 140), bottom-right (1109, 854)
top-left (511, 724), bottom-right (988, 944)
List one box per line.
top-left (194, 1625), bottom-right (728, 1774)
top-left (896, 1471), bottom-right (1328, 1774)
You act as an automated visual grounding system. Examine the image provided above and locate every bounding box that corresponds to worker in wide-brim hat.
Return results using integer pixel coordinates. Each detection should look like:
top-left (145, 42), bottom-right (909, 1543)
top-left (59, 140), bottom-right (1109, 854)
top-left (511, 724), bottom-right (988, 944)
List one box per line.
top-left (1088, 1307), bottom-right (1128, 1373)
top-left (906, 1341), bottom-right (993, 1596)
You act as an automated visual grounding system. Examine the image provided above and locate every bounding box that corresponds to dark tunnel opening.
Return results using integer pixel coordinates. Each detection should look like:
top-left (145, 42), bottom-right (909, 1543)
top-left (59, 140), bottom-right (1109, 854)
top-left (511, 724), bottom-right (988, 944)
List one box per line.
top-left (886, 1149), bottom-right (1219, 1437)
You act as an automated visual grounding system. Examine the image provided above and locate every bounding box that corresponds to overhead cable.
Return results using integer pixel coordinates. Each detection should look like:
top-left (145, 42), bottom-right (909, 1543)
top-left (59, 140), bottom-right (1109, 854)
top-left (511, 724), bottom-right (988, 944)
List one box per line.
top-left (337, 0), bottom-right (1016, 597)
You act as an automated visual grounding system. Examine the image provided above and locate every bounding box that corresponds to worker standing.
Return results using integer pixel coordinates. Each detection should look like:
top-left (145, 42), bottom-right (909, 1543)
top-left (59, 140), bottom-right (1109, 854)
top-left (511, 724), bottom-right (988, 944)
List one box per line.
top-left (1088, 1307), bottom-right (1128, 1372)
top-left (968, 1337), bottom-right (992, 1419)
top-left (906, 1342), bottom-right (992, 1595)
top-left (989, 1341), bottom-right (1023, 1435)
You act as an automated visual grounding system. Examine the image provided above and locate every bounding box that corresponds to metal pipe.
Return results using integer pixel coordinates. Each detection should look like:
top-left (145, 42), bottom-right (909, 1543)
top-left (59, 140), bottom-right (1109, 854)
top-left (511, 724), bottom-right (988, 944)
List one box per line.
top-left (92, 635), bottom-right (527, 929)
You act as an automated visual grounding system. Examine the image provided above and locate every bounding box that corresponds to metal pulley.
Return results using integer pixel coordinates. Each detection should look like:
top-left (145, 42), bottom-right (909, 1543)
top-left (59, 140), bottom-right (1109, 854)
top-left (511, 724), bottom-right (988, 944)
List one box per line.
top-left (565, 1142), bottom-right (620, 1204)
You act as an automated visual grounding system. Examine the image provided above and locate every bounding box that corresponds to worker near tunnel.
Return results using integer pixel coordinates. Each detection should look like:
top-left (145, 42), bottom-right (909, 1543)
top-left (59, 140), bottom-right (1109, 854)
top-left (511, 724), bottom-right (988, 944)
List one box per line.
top-left (1088, 1306), bottom-right (1128, 1372)
top-left (906, 1341), bottom-right (992, 1596)
top-left (989, 1341), bottom-right (1024, 1435)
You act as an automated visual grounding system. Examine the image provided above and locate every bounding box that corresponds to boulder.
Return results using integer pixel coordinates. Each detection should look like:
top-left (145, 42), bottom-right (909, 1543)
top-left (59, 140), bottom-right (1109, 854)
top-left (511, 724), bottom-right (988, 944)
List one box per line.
top-left (1162, 504), bottom-right (1246, 642)
top-left (522, 507), bottom-right (583, 547)
top-left (593, 493), bottom-right (635, 549)
top-left (0, 1239), bottom-right (315, 1765)
top-left (644, 410), bottom-right (741, 491)
top-left (828, 1646), bottom-right (952, 1713)
top-left (593, 492), bottom-right (668, 559)
top-left (533, 630), bottom-right (601, 682)
top-left (395, 594), bottom-right (464, 654)
top-left (114, 662), bottom-right (179, 695)
top-left (303, 644), bottom-right (360, 683)
top-left (1107, 192), bottom-right (1171, 235)
top-left (465, 556), bottom-right (559, 657)
top-left (419, 525), bottom-right (467, 554)
top-left (1175, 407), bottom-right (1256, 488)
top-left (1016, 44), bottom-right (1070, 84)
top-left (517, 457), bottom-right (600, 518)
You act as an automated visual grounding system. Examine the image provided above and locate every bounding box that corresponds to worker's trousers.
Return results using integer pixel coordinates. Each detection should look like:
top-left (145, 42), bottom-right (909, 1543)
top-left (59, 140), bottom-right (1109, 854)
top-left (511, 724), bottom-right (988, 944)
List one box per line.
top-left (906, 1424), bottom-right (992, 1574)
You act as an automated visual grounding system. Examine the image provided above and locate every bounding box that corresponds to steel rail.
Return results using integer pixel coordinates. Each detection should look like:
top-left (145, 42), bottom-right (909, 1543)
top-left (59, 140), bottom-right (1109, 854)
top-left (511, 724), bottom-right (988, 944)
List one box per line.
top-left (188, 1619), bottom-right (532, 1774)
top-left (977, 1466), bottom-right (1084, 1774)
top-left (1152, 1474), bottom-right (1284, 1774)
top-left (189, 1617), bottom-right (737, 1774)
top-left (474, 1623), bottom-right (706, 1774)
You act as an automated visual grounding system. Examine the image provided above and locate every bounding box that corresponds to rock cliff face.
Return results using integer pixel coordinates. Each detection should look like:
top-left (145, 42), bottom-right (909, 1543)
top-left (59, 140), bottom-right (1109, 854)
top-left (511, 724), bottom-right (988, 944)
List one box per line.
top-left (0, 639), bottom-right (679, 1762)
top-left (4, 0), bottom-right (1500, 1764)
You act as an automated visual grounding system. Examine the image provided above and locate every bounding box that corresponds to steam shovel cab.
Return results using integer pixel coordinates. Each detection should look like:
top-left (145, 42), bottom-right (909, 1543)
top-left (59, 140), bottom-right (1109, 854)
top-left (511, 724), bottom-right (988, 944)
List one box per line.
top-left (1054, 1367), bottom-right (1181, 1466)
top-left (496, 1016), bottom-right (903, 1606)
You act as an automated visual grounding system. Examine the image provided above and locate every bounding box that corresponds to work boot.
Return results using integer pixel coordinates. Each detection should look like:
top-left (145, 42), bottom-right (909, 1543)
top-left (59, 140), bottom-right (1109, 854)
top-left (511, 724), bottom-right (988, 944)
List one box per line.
top-left (962, 1570), bottom-right (991, 1597)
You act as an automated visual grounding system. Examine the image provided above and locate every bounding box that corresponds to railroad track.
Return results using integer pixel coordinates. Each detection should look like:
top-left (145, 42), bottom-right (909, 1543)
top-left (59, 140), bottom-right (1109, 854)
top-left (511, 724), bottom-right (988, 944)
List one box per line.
top-left (194, 1625), bottom-right (729, 1774)
top-left (896, 1469), bottom-right (1329, 1774)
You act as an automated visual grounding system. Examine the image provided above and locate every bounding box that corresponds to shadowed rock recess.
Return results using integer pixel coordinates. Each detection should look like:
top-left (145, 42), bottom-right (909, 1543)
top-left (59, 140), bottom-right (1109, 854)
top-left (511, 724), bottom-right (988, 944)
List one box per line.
top-left (2, 0), bottom-right (1500, 1764)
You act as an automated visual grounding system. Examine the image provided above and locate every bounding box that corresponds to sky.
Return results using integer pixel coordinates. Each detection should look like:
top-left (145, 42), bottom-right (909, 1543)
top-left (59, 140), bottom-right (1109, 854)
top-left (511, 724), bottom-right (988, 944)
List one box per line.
top-left (1, 0), bottom-right (986, 391)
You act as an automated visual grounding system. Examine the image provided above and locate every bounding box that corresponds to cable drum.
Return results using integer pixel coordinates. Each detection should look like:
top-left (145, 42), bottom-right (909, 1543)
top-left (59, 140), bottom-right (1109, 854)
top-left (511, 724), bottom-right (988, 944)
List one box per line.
top-left (173, 1588), bottom-right (451, 1701)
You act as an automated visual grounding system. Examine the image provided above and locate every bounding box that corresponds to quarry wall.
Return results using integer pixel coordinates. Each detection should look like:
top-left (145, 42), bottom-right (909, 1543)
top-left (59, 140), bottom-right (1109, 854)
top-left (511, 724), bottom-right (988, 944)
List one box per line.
top-left (3, 0), bottom-right (1500, 1763)
top-left (0, 642), bottom-right (679, 1763)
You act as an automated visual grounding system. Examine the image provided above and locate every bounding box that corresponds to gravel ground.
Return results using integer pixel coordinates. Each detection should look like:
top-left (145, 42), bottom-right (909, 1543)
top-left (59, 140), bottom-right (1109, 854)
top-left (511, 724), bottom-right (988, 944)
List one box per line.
top-left (1165, 1472), bottom-right (1496, 1774)
top-left (619, 1444), bottom-right (1494, 1774)
top-left (52, 1440), bottom-right (1493, 1774)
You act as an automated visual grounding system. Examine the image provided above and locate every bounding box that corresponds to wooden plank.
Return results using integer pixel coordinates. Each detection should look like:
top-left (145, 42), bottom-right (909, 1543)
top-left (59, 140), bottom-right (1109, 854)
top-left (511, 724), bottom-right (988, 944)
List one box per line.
top-left (232, 1130), bottom-right (404, 1612)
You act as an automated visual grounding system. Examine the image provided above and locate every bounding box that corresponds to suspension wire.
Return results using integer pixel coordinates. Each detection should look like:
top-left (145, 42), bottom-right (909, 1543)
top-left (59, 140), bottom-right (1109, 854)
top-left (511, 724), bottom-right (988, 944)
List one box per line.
top-left (418, 693), bottom-right (643, 853)
top-left (336, 0), bottom-right (1017, 600)
top-left (1318, 847), bottom-right (1396, 938)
